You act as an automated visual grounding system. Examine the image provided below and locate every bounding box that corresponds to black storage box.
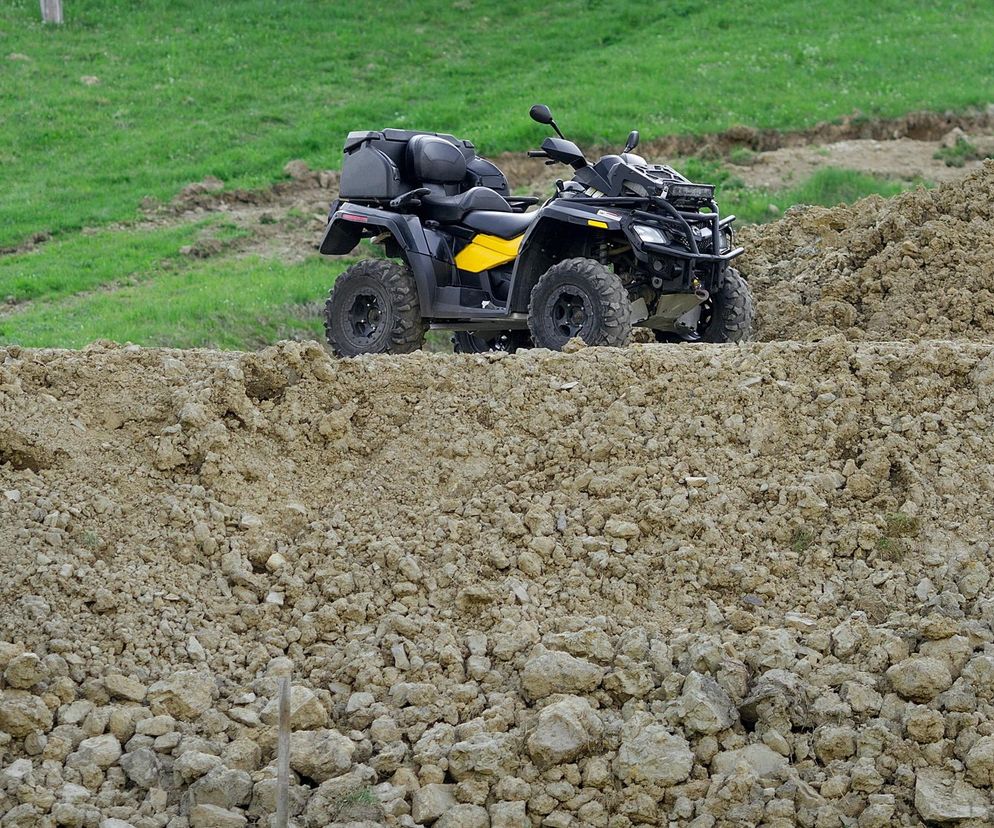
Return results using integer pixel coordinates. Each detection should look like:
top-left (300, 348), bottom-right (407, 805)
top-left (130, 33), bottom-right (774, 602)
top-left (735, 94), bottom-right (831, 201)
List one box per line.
top-left (338, 129), bottom-right (509, 201)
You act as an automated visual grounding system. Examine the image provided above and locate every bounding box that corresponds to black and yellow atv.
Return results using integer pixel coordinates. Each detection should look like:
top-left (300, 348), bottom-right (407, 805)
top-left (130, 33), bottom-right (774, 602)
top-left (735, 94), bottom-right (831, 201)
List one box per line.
top-left (318, 104), bottom-right (752, 356)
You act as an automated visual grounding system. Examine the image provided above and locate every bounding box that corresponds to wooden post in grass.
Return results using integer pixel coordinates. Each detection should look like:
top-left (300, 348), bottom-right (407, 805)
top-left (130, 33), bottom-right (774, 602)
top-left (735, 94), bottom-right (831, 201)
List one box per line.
top-left (275, 676), bottom-right (291, 828)
top-left (40, 0), bottom-right (63, 24)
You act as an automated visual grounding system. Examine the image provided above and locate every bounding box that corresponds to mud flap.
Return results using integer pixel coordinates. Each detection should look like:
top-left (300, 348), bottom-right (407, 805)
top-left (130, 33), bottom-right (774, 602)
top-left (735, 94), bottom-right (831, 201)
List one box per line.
top-left (319, 219), bottom-right (363, 255)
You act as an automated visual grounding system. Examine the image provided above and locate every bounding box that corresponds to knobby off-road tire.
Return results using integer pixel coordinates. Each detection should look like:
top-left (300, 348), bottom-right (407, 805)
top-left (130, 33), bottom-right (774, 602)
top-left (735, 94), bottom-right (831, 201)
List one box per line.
top-left (452, 330), bottom-right (532, 354)
top-left (527, 258), bottom-right (632, 350)
top-left (700, 268), bottom-right (754, 343)
top-left (324, 260), bottom-right (426, 357)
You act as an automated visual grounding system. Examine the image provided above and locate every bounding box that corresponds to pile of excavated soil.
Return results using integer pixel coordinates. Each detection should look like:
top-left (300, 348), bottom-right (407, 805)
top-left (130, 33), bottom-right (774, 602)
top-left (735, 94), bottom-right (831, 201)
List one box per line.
top-left (2, 339), bottom-right (994, 827)
top-left (739, 160), bottom-right (994, 343)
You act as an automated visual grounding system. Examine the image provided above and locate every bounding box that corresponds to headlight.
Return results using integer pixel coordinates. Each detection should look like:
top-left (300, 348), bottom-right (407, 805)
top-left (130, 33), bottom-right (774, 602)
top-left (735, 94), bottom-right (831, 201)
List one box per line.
top-left (633, 224), bottom-right (668, 245)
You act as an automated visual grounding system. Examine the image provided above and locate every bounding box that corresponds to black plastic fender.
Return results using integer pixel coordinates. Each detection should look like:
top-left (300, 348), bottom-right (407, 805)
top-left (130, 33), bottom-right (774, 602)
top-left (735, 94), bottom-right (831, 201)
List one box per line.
top-left (505, 202), bottom-right (624, 313)
top-left (318, 202), bottom-right (447, 314)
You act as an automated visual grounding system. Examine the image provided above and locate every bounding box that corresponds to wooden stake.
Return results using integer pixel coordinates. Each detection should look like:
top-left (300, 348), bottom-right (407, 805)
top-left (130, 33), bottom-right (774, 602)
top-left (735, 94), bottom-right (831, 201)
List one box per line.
top-left (40, 0), bottom-right (63, 24)
top-left (275, 676), bottom-right (291, 828)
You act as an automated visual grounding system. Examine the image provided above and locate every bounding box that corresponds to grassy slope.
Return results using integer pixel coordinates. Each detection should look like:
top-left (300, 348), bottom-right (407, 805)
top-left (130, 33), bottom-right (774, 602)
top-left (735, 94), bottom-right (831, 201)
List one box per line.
top-left (3, 0), bottom-right (993, 247)
top-left (0, 249), bottom-right (345, 349)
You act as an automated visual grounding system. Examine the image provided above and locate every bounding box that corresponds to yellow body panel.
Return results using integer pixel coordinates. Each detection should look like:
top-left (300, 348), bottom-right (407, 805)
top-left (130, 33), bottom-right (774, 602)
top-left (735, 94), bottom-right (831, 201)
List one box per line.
top-left (454, 233), bottom-right (524, 273)
top-left (587, 219), bottom-right (609, 229)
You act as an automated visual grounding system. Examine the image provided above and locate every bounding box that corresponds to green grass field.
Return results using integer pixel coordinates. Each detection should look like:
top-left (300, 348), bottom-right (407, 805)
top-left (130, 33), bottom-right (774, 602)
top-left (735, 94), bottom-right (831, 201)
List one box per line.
top-left (0, 246), bottom-right (344, 349)
top-left (4, 0), bottom-right (993, 247)
top-left (1, 0), bottom-right (991, 348)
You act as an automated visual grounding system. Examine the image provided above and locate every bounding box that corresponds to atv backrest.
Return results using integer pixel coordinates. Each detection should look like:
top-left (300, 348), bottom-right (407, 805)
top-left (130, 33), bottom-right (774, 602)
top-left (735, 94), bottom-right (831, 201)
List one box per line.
top-left (338, 129), bottom-right (510, 202)
top-left (407, 135), bottom-right (467, 184)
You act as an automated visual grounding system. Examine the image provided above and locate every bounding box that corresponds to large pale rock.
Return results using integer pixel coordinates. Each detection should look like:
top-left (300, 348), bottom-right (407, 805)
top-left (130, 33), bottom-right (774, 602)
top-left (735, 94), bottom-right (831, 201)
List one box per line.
top-left (75, 733), bottom-right (122, 769)
top-left (712, 744), bottom-right (788, 778)
top-left (963, 655), bottom-right (994, 701)
top-left (919, 635), bottom-right (974, 678)
top-left (303, 767), bottom-right (379, 827)
top-left (674, 671), bottom-right (737, 734)
top-left (436, 804), bottom-right (489, 828)
top-left (527, 695), bottom-right (603, 768)
top-left (2, 758), bottom-right (34, 786)
top-left (147, 671), bottom-right (216, 720)
top-left (412, 783), bottom-right (457, 823)
top-left (739, 669), bottom-right (812, 729)
top-left (448, 732), bottom-right (516, 780)
top-left (814, 725), bottom-right (857, 762)
top-left (174, 751), bottom-right (222, 782)
top-left (491, 621), bottom-right (540, 662)
top-left (289, 728), bottom-right (354, 782)
top-left (886, 657), bottom-right (952, 703)
top-left (247, 777), bottom-right (309, 819)
top-left (189, 804), bottom-right (247, 828)
top-left (3, 653), bottom-right (45, 689)
top-left (613, 713), bottom-right (693, 787)
top-left (520, 647), bottom-right (603, 699)
top-left (261, 685), bottom-right (328, 730)
top-left (104, 674), bottom-right (147, 703)
top-left (964, 735), bottom-right (994, 787)
top-left (957, 561), bottom-right (990, 599)
top-left (185, 767), bottom-right (253, 810)
top-left (0, 690), bottom-right (53, 736)
top-left (489, 800), bottom-right (527, 828)
top-left (603, 661), bottom-right (655, 699)
top-left (914, 768), bottom-right (990, 822)
top-left (119, 748), bottom-right (162, 788)
top-left (544, 628), bottom-right (615, 663)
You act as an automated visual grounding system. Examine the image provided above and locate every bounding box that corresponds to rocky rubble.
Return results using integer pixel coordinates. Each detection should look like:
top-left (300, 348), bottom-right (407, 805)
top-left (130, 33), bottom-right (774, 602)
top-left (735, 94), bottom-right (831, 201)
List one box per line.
top-left (1, 333), bottom-right (992, 826)
top-left (739, 159), bottom-right (994, 343)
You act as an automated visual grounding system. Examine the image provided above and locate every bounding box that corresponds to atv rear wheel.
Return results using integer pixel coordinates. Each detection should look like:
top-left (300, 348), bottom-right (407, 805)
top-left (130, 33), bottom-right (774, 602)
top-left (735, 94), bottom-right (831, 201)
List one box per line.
top-left (324, 260), bottom-right (426, 357)
top-left (452, 331), bottom-right (531, 354)
top-left (699, 268), bottom-right (754, 343)
top-left (527, 258), bottom-right (632, 350)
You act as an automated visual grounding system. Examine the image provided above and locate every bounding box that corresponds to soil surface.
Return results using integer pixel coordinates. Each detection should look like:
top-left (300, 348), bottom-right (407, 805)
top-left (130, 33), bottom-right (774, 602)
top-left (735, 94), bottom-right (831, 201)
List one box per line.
top-left (738, 160), bottom-right (994, 343)
top-left (3, 162), bottom-right (994, 827)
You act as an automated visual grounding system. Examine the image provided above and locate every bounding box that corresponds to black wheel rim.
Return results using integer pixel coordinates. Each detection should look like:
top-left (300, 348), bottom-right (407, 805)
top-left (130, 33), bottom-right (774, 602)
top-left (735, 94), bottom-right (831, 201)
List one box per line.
top-left (490, 333), bottom-right (518, 352)
top-left (348, 290), bottom-right (383, 341)
top-left (549, 287), bottom-right (589, 339)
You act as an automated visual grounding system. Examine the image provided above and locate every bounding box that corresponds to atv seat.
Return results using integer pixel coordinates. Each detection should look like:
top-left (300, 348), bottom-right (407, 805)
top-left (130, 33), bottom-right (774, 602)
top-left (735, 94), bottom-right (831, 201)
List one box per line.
top-left (463, 209), bottom-right (538, 239)
top-left (421, 186), bottom-right (511, 223)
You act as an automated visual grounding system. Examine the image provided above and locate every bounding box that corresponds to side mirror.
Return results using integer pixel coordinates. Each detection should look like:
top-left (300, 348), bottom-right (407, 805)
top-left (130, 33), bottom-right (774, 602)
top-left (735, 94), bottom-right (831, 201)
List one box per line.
top-left (529, 104), bottom-right (554, 125)
top-left (624, 129), bottom-right (640, 153)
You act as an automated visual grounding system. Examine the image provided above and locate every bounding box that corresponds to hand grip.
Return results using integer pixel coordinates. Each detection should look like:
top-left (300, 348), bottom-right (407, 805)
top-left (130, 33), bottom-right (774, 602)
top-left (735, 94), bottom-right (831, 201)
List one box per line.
top-left (389, 188), bottom-right (430, 209)
top-left (527, 150), bottom-right (548, 157)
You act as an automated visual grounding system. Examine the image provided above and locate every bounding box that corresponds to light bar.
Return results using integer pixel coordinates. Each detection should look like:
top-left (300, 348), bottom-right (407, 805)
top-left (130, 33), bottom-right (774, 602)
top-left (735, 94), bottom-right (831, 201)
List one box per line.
top-left (668, 183), bottom-right (715, 201)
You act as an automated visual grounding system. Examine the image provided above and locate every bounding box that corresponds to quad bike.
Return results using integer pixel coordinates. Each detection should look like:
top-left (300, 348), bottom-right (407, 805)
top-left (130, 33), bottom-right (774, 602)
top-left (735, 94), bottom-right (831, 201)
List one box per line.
top-left (318, 104), bottom-right (753, 355)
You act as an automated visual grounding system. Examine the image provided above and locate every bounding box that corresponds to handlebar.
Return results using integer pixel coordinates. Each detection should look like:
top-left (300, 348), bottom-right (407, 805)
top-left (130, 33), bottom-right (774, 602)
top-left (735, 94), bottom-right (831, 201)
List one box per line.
top-left (527, 150), bottom-right (548, 157)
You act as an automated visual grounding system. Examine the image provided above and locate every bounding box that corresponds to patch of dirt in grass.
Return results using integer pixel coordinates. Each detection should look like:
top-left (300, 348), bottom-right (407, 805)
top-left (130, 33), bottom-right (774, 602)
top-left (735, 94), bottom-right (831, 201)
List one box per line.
top-left (497, 108), bottom-right (994, 194)
top-left (726, 133), bottom-right (994, 190)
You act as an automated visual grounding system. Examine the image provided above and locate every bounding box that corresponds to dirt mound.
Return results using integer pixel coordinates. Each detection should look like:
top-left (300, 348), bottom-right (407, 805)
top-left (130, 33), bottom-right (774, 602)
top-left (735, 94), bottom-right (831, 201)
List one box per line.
top-left (739, 159), bottom-right (994, 342)
top-left (2, 339), bottom-right (994, 826)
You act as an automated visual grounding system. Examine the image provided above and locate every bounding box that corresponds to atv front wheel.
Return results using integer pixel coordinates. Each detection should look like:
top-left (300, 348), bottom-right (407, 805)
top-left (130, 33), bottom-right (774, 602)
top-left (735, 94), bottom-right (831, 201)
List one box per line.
top-left (324, 260), bottom-right (426, 357)
top-left (699, 268), bottom-right (754, 343)
top-left (527, 258), bottom-right (632, 350)
top-left (452, 331), bottom-right (531, 354)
